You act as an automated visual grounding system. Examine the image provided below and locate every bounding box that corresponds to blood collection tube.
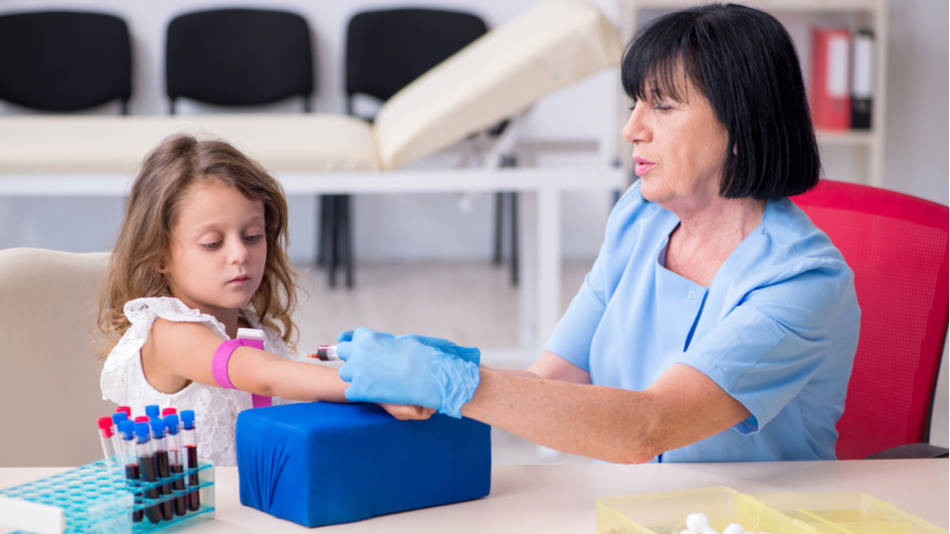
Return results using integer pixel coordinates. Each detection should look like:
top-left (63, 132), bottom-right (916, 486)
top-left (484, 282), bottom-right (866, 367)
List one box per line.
top-left (307, 344), bottom-right (339, 361)
top-left (97, 417), bottom-right (117, 465)
top-left (111, 412), bottom-right (128, 456)
top-left (134, 422), bottom-right (162, 524)
top-left (116, 419), bottom-right (135, 465)
top-left (134, 416), bottom-right (150, 424)
top-left (116, 406), bottom-right (132, 418)
top-left (150, 419), bottom-right (174, 520)
top-left (163, 414), bottom-right (187, 516)
top-left (180, 409), bottom-right (200, 511)
top-left (118, 420), bottom-right (143, 523)
top-left (145, 405), bottom-right (160, 420)
top-left (161, 407), bottom-right (177, 417)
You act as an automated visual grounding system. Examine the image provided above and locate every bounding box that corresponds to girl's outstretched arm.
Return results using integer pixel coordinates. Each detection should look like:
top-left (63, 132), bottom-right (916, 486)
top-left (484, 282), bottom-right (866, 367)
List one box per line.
top-left (144, 318), bottom-right (347, 401)
top-left (144, 318), bottom-right (434, 420)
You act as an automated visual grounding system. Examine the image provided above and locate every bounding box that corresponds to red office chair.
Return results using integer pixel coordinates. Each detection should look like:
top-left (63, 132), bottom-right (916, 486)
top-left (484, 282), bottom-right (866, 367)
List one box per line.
top-left (793, 179), bottom-right (948, 459)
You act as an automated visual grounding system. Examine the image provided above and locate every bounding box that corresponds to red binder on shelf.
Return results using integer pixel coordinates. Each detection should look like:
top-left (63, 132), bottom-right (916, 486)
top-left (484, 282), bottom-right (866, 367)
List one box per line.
top-left (810, 27), bottom-right (852, 131)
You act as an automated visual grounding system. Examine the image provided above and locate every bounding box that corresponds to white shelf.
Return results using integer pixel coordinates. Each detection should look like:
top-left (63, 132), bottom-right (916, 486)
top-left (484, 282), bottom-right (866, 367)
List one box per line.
top-left (816, 129), bottom-right (876, 146)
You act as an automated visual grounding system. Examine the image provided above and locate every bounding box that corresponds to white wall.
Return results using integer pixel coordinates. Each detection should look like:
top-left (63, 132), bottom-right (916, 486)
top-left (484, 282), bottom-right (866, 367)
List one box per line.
top-left (0, 0), bottom-right (946, 263)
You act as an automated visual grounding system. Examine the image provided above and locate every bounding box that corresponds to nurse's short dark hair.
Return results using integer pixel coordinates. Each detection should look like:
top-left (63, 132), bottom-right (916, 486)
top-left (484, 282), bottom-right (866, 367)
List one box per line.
top-left (622, 3), bottom-right (820, 199)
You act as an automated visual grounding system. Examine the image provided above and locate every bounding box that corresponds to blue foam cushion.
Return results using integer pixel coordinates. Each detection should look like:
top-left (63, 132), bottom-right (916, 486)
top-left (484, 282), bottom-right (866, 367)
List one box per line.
top-left (235, 401), bottom-right (491, 526)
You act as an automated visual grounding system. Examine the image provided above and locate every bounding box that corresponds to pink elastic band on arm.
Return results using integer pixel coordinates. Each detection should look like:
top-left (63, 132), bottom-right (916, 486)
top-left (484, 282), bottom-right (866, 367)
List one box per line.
top-left (212, 339), bottom-right (243, 389)
top-left (212, 336), bottom-right (272, 408)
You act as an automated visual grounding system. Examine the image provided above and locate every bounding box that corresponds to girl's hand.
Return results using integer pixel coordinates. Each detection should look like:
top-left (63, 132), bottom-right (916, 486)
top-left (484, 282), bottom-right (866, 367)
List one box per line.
top-left (379, 403), bottom-right (436, 421)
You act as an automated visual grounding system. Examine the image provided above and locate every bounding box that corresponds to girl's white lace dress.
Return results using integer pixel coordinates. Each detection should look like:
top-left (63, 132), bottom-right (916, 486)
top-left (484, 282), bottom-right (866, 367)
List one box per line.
top-left (100, 296), bottom-right (294, 466)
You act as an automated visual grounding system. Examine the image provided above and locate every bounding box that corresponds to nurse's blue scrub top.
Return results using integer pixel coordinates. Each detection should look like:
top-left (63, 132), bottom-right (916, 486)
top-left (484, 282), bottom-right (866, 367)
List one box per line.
top-left (546, 182), bottom-right (860, 462)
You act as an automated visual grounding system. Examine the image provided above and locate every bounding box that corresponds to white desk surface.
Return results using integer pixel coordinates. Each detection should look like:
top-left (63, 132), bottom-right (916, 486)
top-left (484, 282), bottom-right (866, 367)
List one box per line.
top-left (2, 459), bottom-right (946, 533)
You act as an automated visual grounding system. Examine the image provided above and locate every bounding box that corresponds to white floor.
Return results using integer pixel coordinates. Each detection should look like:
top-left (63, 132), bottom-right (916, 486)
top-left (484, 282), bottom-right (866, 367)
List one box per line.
top-left (291, 259), bottom-right (949, 463)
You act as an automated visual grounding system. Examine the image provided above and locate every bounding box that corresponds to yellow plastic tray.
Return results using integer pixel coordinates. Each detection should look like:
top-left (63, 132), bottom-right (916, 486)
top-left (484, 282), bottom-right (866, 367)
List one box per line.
top-left (596, 486), bottom-right (820, 534)
top-left (596, 487), bottom-right (947, 534)
top-left (752, 491), bottom-right (947, 534)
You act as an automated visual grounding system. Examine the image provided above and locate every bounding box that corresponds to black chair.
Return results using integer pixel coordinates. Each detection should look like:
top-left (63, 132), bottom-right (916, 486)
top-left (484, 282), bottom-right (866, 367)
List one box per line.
top-left (321, 8), bottom-right (518, 289)
top-left (165, 8), bottom-right (314, 114)
top-left (0, 11), bottom-right (132, 114)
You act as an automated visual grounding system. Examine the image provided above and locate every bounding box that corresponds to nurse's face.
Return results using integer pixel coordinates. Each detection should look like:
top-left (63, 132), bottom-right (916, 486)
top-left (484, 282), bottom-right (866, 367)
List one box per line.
top-left (622, 72), bottom-right (729, 214)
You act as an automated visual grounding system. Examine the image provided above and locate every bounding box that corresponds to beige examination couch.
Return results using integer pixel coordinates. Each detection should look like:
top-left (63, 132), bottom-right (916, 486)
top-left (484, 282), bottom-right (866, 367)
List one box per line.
top-left (0, 1), bottom-right (623, 466)
top-left (0, 0), bottom-right (621, 176)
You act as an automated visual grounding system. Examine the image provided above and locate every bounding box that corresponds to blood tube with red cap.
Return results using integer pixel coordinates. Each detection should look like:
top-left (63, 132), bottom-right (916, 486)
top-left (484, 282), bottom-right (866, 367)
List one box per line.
top-left (180, 409), bottom-right (200, 510)
top-left (116, 406), bottom-right (132, 418)
top-left (161, 407), bottom-right (177, 417)
top-left (163, 414), bottom-right (187, 516)
top-left (150, 419), bottom-right (174, 520)
top-left (97, 417), bottom-right (117, 465)
top-left (134, 421), bottom-right (162, 524)
top-left (134, 415), bottom-right (150, 424)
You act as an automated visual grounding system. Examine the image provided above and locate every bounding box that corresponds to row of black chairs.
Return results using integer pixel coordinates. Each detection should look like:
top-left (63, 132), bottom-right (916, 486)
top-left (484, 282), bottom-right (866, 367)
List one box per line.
top-left (0, 8), bottom-right (519, 289)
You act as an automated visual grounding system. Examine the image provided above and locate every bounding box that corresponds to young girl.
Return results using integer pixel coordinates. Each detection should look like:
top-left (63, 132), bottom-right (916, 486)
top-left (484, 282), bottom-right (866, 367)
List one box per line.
top-left (98, 134), bottom-right (430, 465)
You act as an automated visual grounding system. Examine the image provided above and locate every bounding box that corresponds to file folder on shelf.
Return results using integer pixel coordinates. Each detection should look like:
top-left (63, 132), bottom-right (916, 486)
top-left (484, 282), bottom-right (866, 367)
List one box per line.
top-left (850, 29), bottom-right (874, 129)
top-left (811, 27), bottom-right (852, 131)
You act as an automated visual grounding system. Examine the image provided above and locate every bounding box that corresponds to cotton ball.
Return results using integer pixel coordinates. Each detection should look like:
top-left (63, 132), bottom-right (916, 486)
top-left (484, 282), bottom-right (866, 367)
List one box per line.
top-left (722, 524), bottom-right (744, 534)
top-left (686, 513), bottom-right (709, 533)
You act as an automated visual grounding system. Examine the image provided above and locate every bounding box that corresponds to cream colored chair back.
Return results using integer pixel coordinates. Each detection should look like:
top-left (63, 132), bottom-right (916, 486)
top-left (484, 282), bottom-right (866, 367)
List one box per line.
top-left (0, 248), bottom-right (112, 466)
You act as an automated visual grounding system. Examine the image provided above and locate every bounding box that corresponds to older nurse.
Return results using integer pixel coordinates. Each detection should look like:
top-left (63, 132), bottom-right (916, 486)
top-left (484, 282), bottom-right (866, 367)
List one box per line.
top-left (337, 3), bottom-right (860, 463)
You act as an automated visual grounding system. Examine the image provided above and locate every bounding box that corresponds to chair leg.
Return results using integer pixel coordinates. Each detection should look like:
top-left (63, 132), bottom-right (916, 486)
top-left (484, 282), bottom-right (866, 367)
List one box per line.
top-left (510, 192), bottom-right (519, 286)
top-left (316, 195), bottom-right (329, 267)
top-left (493, 191), bottom-right (504, 265)
top-left (327, 196), bottom-right (339, 288)
top-left (499, 154), bottom-right (519, 287)
top-left (340, 195), bottom-right (355, 288)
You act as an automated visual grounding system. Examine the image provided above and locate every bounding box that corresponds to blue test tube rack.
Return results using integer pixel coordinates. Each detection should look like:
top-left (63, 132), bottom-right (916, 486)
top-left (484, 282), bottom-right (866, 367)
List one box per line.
top-left (0, 458), bottom-right (214, 533)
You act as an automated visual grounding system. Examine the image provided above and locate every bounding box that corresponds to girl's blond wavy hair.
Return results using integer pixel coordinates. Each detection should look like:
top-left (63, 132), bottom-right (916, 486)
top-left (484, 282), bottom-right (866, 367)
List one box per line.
top-left (97, 134), bottom-right (298, 359)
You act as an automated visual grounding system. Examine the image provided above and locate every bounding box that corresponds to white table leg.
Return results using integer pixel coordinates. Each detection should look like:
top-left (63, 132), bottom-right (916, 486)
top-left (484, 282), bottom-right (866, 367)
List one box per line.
top-left (536, 186), bottom-right (561, 350)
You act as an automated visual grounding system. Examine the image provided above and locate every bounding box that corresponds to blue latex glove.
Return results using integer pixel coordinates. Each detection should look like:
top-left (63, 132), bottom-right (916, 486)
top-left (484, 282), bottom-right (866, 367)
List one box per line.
top-left (337, 327), bottom-right (480, 418)
top-left (338, 330), bottom-right (481, 365)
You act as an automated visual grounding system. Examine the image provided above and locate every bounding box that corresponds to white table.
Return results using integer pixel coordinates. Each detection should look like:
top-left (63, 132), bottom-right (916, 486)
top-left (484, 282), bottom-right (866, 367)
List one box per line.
top-left (2, 459), bottom-right (946, 533)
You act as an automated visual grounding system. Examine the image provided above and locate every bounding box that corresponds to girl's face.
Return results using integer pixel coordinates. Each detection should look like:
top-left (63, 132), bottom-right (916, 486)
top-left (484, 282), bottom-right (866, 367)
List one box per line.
top-left (621, 74), bottom-right (729, 215)
top-left (162, 180), bottom-right (267, 319)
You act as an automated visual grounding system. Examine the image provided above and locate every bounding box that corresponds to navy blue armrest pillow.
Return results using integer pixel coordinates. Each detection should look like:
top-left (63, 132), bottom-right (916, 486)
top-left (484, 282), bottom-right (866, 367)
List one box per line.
top-left (235, 401), bottom-right (491, 526)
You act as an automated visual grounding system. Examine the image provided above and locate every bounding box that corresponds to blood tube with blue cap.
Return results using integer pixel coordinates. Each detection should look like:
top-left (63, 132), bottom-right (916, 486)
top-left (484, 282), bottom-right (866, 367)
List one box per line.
top-left (145, 405), bottom-right (160, 420)
top-left (134, 421), bottom-right (162, 524)
top-left (118, 419), bottom-right (143, 523)
top-left (163, 413), bottom-right (187, 516)
top-left (180, 409), bottom-right (200, 510)
top-left (150, 418), bottom-right (174, 520)
top-left (111, 412), bottom-right (128, 456)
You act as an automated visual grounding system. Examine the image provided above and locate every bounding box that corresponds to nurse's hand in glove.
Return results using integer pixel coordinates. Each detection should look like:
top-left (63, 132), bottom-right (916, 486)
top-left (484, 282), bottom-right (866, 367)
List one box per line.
top-left (337, 327), bottom-right (480, 418)
top-left (337, 330), bottom-right (481, 365)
